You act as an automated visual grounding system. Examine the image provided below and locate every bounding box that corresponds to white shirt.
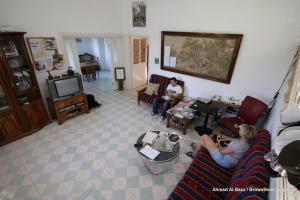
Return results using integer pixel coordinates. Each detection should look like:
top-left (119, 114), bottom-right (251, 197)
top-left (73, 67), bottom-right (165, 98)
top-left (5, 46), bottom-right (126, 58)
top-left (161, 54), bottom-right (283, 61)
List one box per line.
top-left (166, 84), bottom-right (183, 95)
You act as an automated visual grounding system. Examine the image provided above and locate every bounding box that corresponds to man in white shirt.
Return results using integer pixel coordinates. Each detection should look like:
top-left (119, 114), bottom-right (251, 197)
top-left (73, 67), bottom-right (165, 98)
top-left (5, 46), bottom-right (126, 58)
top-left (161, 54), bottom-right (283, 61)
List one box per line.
top-left (152, 77), bottom-right (183, 120)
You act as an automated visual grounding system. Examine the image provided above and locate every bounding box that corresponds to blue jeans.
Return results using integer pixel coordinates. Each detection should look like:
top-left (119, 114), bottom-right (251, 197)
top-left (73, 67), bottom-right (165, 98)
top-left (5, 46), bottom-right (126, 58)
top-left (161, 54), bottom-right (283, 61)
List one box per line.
top-left (152, 97), bottom-right (170, 117)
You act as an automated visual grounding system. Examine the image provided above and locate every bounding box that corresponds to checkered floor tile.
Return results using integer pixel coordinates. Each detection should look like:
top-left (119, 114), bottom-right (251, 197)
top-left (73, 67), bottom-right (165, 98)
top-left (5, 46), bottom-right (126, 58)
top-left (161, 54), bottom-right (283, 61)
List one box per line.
top-left (0, 71), bottom-right (206, 200)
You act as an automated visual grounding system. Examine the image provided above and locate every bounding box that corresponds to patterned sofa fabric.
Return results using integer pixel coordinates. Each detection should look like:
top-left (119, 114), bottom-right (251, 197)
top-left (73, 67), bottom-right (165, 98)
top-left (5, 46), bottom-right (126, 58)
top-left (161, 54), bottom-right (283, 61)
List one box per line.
top-left (226, 129), bottom-right (271, 200)
top-left (168, 129), bottom-right (271, 200)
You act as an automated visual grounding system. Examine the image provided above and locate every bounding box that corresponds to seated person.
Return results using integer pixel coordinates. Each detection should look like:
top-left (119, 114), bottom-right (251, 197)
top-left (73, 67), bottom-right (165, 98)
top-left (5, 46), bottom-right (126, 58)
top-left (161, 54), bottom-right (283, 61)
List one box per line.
top-left (187, 124), bottom-right (256, 168)
top-left (151, 77), bottom-right (183, 120)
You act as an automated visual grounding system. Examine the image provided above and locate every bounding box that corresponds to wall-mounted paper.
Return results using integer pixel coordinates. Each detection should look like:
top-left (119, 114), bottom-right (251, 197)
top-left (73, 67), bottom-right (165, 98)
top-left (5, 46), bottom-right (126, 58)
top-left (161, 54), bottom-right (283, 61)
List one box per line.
top-left (170, 57), bottom-right (176, 67)
top-left (116, 68), bottom-right (125, 80)
top-left (29, 39), bottom-right (41, 54)
top-left (164, 56), bottom-right (170, 66)
top-left (45, 50), bottom-right (55, 62)
top-left (164, 46), bottom-right (171, 57)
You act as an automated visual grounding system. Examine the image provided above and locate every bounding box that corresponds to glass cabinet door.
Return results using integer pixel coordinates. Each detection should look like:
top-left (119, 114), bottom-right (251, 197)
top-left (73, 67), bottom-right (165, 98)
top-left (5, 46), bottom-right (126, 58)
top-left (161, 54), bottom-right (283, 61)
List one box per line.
top-left (0, 84), bottom-right (9, 111)
top-left (1, 40), bottom-right (33, 94)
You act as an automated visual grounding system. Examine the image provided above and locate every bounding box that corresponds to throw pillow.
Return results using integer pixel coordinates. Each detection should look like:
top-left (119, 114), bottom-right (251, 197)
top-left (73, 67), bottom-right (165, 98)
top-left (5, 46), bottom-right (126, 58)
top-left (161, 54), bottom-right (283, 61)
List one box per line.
top-left (152, 83), bottom-right (159, 95)
top-left (144, 83), bottom-right (160, 95)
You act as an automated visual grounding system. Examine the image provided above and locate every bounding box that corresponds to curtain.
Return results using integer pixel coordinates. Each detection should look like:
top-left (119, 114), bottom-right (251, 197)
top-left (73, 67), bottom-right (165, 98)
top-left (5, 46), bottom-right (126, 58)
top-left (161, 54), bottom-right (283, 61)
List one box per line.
top-left (104, 38), bottom-right (112, 71)
top-left (64, 38), bottom-right (80, 74)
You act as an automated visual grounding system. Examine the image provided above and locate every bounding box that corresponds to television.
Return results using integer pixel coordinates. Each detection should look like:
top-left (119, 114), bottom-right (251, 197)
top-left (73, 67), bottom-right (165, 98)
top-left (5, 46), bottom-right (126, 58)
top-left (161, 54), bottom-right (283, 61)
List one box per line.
top-left (46, 75), bottom-right (83, 99)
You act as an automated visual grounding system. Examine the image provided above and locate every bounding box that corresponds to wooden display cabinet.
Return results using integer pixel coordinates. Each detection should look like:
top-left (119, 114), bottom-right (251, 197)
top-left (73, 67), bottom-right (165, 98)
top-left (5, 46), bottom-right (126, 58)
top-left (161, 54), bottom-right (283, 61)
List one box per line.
top-left (0, 32), bottom-right (50, 146)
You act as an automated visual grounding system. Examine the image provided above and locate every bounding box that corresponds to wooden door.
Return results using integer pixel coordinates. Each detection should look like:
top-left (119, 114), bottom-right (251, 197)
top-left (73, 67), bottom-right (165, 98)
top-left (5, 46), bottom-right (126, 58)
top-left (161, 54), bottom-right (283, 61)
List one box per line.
top-left (131, 37), bottom-right (148, 89)
top-left (22, 100), bottom-right (49, 130)
top-left (0, 113), bottom-right (22, 140)
top-left (0, 72), bottom-right (24, 142)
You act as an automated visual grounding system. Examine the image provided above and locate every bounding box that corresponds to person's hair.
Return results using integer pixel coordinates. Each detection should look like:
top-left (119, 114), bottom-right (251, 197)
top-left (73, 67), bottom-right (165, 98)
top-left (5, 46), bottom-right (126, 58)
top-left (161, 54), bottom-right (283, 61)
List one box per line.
top-left (170, 77), bottom-right (177, 82)
top-left (239, 124), bottom-right (257, 143)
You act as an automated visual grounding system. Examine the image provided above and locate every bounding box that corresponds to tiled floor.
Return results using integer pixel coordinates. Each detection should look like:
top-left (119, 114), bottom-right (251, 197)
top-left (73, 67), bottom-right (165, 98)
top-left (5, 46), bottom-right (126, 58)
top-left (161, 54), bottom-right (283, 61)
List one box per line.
top-left (0, 71), bottom-right (203, 200)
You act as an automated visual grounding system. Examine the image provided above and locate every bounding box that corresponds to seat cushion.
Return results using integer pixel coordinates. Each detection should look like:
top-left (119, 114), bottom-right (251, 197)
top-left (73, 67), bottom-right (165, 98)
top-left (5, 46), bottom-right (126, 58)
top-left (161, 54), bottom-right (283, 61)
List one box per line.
top-left (138, 93), bottom-right (157, 104)
top-left (226, 129), bottom-right (271, 200)
top-left (168, 148), bottom-right (234, 200)
top-left (221, 117), bottom-right (244, 134)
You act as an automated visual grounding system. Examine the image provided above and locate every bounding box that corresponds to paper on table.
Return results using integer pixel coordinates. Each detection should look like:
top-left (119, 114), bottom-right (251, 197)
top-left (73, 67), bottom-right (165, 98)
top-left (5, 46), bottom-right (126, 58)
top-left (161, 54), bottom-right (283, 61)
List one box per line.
top-left (174, 113), bottom-right (184, 118)
top-left (139, 145), bottom-right (160, 160)
top-left (142, 131), bottom-right (158, 144)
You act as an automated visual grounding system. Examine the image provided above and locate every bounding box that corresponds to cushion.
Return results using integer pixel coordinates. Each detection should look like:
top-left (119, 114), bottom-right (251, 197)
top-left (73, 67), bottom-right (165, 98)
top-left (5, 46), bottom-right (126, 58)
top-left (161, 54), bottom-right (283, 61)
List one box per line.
top-left (144, 83), bottom-right (159, 96)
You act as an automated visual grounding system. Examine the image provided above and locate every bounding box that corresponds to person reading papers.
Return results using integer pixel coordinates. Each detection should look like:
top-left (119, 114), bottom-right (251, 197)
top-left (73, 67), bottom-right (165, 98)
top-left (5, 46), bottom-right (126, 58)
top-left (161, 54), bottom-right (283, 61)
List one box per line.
top-left (151, 77), bottom-right (183, 121)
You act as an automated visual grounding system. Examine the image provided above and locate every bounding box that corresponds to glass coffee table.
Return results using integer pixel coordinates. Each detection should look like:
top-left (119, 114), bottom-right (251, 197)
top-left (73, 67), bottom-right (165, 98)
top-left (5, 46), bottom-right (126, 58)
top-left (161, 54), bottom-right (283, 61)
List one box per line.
top-left (135, 131), bottom-right (180, 174)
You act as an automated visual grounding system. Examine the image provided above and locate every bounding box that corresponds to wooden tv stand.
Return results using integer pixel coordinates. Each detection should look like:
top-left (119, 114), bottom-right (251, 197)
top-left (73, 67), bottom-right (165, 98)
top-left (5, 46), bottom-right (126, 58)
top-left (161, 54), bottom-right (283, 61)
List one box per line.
top-left (48, 93), bottom-right (89, 125)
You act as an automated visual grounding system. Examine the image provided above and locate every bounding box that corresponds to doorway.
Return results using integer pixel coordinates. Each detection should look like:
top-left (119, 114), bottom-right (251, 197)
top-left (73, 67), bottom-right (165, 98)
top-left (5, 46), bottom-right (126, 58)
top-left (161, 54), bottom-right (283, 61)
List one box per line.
top-left (62, 35), bottom-right (124, 92)
top-left (131, 37), bottom-right (148, 89)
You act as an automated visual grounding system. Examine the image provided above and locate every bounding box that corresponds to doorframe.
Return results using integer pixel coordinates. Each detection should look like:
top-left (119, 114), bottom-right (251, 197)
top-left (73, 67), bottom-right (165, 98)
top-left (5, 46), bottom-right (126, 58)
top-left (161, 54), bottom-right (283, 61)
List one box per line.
top-left (58, 32), bottom-right (126, 90)
top-left (146, 44), bottom-right (149, 83)
top-left (128, 34), bottom-right (150, 90)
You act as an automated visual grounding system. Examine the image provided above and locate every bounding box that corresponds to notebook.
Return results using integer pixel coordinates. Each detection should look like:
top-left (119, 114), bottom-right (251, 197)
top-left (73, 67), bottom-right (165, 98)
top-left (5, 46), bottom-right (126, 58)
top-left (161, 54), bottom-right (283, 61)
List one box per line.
top-left (139, 145), bottom-right (160, 160)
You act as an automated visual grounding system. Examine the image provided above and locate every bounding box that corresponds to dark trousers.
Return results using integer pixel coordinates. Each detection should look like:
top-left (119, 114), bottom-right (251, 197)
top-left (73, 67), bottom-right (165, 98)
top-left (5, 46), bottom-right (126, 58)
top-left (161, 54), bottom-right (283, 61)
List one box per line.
top-left (152, 97), bottom-right (170, 117)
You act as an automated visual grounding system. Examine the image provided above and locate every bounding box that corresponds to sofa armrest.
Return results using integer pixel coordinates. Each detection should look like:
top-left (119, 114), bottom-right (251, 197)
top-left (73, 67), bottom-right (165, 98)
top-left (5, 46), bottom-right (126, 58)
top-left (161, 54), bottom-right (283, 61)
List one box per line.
top-left (136, 86), bottom-right (147, 94)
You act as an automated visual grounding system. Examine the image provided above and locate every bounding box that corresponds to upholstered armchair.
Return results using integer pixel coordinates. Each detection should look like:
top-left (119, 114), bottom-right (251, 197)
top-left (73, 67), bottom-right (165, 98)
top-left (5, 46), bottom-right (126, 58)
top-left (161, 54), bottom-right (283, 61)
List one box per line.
top-left (220, 96), bottom-right (268, 137)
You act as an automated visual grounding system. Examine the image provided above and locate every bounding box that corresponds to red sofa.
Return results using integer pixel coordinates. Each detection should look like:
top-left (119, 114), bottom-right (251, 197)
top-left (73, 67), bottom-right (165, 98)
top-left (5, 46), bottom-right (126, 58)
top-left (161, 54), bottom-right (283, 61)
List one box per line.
top-left (137, 74), bottom-right (184, 105)
top-left (168, 129), bottom-right (271, 200)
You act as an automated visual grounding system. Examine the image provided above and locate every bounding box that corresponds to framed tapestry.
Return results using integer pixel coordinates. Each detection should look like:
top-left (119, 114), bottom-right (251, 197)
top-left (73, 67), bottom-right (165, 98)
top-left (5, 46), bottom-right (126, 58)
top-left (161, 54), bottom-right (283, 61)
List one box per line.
top-left (161, 31), bottom-right (243, 84)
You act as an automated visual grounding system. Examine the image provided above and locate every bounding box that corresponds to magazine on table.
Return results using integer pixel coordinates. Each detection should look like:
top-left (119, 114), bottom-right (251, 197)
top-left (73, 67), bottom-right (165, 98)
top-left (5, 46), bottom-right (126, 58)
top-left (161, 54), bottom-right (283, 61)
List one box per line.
top-left (142, 131), bottom-right (158, 144)
top-left (168, 132), bottom-right (182, 144)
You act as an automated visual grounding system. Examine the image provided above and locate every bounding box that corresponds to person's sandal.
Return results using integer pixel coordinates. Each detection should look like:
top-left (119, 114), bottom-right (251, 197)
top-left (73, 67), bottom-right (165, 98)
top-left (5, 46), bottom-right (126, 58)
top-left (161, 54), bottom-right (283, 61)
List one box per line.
top-left (186, 151), bottom-right (194, 159)
top-left (190, 142), bottom-right (197, 150)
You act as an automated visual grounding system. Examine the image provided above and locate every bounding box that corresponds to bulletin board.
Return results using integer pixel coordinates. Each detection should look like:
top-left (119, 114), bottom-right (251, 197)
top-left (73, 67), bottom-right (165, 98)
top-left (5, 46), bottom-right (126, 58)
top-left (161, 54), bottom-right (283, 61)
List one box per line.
top-left (26, 37), bottom-right (64, 72)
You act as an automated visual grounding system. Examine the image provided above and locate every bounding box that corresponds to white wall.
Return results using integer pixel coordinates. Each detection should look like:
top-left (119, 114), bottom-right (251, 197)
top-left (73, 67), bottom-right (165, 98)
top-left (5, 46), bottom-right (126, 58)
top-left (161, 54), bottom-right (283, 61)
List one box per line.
top-left (121, 0), bottom-right (300, 102)
top-left (0, 0), bottom-right (123, 36)
top-left (1, 0), bottom-right (300, 104)
top-left (0, 0), bottom-right (124, 111)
